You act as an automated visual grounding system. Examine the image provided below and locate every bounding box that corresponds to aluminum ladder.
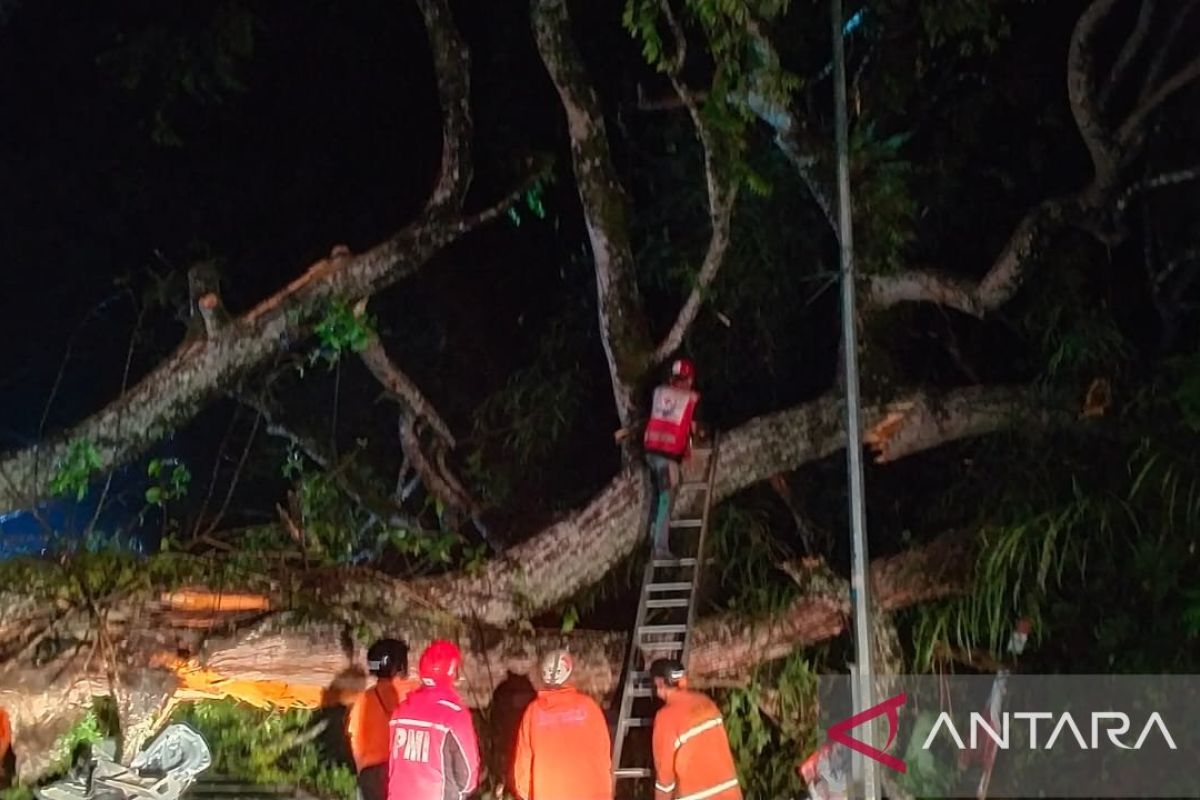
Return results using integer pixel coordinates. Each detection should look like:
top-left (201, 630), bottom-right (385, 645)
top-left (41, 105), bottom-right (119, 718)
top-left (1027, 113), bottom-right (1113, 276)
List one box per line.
top-left (611, 439), bottom-right (719, 793)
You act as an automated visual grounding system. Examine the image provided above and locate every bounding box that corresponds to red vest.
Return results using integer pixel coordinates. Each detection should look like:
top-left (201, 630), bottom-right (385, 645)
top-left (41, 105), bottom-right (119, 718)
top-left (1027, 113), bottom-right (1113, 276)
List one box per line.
top-left (388, 683), bottom-right (480, 800)
top-left (643, 385), bottom-right (698, 458)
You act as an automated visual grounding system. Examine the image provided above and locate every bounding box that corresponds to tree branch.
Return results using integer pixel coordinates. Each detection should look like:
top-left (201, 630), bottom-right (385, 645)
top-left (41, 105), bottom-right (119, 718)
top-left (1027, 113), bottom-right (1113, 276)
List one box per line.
top-left (358, 334), bottom-right (456, 448)
top-left (650, 0), bottom-right (739, 365)
top-left (1116, 163), bottom-right (1200, 213)
top-left (865, 197), bottom-right (1073, 315)
top-left (0, 187), bottom-right (545, 515)
top-left (532, 0), bottom-right (654, 430)
top-left (1098, 0), bottom-right (1155, 110)
top-left (397, 383), bottom-right (1049, 626)
top-left (1117, 53), bottom-right (1200, 148)
top-left (741, 22), bottom-right (838, 234)
top-left (416, 0), bottom-right (473, 218)
top-left (1068, 0), bottom-right (1122, 188)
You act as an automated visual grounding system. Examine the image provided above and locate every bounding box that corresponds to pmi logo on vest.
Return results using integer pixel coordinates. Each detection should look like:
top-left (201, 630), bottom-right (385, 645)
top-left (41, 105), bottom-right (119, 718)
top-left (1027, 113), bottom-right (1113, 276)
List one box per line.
top-left (815, 675), bottom-right (1200, 797)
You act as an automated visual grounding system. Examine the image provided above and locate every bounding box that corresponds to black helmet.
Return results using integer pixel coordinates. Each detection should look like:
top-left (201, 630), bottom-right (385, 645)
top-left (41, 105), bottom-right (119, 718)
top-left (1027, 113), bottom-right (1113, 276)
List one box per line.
top-left (367, 638), bottom-right (409, 678)
top-left (649, 657), bottom-right (686, 687)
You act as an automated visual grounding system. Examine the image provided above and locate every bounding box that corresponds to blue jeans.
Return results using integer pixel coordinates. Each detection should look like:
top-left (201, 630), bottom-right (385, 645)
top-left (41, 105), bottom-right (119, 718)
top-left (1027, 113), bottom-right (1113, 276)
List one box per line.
top-left (647, 452), bottom-right (681, 552)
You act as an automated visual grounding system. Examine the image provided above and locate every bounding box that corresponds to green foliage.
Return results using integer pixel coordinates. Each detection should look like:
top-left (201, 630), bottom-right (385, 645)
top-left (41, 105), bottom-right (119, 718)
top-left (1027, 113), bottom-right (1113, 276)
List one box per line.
top-left (0, 787), bottom-right (35, 800)
top-left (505, 173), bottom-right (553, 227)
top-left (895, 711), bottom-right (957, 796)
top-left (719, 653), bottom-right (816, 799)
top-left (560, 603), bottom-right (580, 633)
top-left (47, 700), bottom-right (119, 776)
top-left (145, 458), bottom-right (191, 507)
top-left (623, 0), bottom-right (800, 191)
top-left (50, 439), bottom-right (102, 501)
top-left (279, 445), bottom-right (478, 571)
top-left (917, 0), bottom-right (1012, 55)
top-left (172, 701), bottom-right (355, 799)
top-left (909, 434), bottom-right (1200, 671)
top-left (309, 300), bottom-right (375, 370)
top-left (709, 505), bottom-right (800, 616)
top-left (850, 124), bottom-right (918, 276)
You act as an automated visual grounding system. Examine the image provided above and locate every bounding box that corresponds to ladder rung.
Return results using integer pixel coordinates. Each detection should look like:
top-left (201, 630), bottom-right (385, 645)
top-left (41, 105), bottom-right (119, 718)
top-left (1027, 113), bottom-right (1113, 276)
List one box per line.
top-left (646, 597), bottom-right (689, 608)
top-left (628, 687), bottom-right (654, 698)
top-left (638, 624), bottom-right (688, 636)
top-left (652, 557), bottom-right (697, 568)
top-left (621, 717), bottom-right (653, 729)
top-left (638, 640), bottom-right (684, 652)
top-left (615, 768), bottom-right (653, 779)
top-left (647, 581), bottom-right (692, 592)
top-left (671, 518), bottom-right (703, 528)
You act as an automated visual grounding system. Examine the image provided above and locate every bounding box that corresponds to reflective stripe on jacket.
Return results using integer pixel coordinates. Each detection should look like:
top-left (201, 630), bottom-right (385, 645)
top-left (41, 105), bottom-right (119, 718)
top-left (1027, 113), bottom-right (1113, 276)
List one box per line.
top-left (643, 386), bottom-right (699, 459)
top-left (347, 676), bottom-right (420, 771)
top-left (652, 690), bottom-right (741, 800)
top-left (510, 687), bottom-right (612, 800)
top-left (388, 683), bottom-right (480, 800)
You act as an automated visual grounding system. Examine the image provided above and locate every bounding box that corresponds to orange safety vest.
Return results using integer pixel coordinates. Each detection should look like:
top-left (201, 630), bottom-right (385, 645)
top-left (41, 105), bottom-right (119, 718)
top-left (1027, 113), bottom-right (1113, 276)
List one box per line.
top-left (643, 386), bottom-right (699, 459)
top-left (652, 690), bottom-right (741, 800)
top-left (347, 676), bottom-right (421, 772)
top-left (511, 687), bottom-right (612, 800)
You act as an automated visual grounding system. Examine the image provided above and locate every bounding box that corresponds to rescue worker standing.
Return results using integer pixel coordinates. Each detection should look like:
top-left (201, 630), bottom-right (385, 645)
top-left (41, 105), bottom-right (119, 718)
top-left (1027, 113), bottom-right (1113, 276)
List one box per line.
top-left (643, 358), bottom-right (700, 559)
top-left (347, 639), bottom-right (420, 800)
top-left (649, 659), bottom-right (741, 800)
top-left (510, 650), bottom-right (612, 800)
top-left (388, 640), bottom-right (481, 800)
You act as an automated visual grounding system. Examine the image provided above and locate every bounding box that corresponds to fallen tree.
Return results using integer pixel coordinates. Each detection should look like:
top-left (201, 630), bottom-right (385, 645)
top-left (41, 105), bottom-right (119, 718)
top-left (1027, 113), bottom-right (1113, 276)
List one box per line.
top-left (0, 526), bottom-right (972, 782)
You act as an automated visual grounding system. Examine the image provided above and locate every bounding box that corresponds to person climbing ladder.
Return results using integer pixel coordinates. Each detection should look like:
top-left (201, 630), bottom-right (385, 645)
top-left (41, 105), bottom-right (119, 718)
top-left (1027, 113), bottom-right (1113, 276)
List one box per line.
top-left (643, 358), bottom-right (700, 559)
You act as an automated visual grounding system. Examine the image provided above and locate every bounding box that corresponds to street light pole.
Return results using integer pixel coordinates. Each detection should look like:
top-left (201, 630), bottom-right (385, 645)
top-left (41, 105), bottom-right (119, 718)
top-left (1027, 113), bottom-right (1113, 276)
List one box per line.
top-left (831, 0), bottom-right (879, 798)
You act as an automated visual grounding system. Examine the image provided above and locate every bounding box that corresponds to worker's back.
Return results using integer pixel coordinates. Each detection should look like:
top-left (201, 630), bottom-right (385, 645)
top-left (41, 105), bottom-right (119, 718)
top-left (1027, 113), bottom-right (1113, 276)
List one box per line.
top-left (389, 682), bottom-right (480, 800)
top-left (347, 676), bottom-right (420, 772)
top-left (511, 686), bottom-right (611, 800)
top-left (653, 689), bottom-right (741, 800)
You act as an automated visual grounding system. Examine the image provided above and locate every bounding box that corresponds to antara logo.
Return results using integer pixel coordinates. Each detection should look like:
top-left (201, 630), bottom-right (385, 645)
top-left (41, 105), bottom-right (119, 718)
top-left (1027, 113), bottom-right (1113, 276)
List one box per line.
top-left (826, 693), bottom-right (1179, 773)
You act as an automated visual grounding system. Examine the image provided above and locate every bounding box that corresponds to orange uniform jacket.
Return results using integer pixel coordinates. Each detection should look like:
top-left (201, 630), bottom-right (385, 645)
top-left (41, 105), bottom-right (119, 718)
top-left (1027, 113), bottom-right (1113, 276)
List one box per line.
top-left (347, 676), bottom-right (421, 772)
top-left (652, 690), bottom-right (741, 800)
top-left (511, 686), bottom-right (612, 800)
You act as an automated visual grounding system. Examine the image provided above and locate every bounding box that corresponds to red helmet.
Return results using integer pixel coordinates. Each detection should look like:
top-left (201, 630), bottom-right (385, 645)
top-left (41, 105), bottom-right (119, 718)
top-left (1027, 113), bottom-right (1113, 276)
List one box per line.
top-left (419, 640), bottom-right (462, 686)
top-left (671, 358), bottom-right (695, 381)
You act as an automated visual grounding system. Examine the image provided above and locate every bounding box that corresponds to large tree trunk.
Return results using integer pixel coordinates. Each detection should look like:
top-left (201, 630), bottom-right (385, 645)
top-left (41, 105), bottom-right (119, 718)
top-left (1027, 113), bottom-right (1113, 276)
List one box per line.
top-left (0, 528), bottom-right (972, 783)
top-left (317, 384), bottom-right (1042, 626)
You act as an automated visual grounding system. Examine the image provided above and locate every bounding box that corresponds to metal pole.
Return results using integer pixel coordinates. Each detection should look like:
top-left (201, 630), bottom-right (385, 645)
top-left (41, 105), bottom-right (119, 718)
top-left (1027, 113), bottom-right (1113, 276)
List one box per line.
top-left (831, 0), bottom-right (879, 798)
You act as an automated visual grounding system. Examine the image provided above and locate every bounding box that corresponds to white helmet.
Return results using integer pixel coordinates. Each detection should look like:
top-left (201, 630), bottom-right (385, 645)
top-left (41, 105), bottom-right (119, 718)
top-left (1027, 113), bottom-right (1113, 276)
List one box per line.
top-left (540, 650), bottom-right (574, 687)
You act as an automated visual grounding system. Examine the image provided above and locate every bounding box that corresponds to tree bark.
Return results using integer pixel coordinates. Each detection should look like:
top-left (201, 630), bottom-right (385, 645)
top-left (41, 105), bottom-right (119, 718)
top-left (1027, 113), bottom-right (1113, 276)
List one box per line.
top-left (386, 384), bottom-right (1042, 627)
top-left (532, 0), bottom-right (654, 431)
top-left (0, 528), bottom-right (972, 782)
